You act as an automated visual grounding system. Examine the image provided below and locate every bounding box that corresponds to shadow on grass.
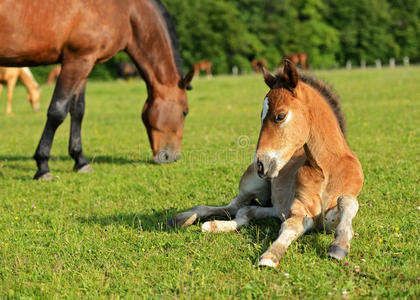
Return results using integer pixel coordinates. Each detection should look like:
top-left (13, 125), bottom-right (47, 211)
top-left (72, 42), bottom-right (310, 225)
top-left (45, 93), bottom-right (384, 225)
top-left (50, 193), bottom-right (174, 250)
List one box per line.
top-left (78, 208), bottom-right (179, 232)
top-left (0, 154), bottom-right (153, 165)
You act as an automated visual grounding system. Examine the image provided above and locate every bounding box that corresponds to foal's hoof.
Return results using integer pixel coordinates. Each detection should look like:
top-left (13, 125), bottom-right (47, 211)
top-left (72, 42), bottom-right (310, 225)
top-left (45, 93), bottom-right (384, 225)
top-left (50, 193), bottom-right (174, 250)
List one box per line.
top-left (76, 164), bottom-right (93, 174)
top-left (328, 245), bottom-right (348, 260)
top-left (34, 172), bottom-right (55, 181)
top-left (259, 253), bottom-right (279, 268)
top-left (167, 212), bottom-right (198, 228)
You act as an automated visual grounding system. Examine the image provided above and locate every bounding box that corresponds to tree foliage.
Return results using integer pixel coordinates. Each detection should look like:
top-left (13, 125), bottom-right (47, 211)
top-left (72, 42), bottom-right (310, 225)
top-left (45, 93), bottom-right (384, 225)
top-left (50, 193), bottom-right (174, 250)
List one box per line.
top-left (30, 0), bottom-right (420, 80)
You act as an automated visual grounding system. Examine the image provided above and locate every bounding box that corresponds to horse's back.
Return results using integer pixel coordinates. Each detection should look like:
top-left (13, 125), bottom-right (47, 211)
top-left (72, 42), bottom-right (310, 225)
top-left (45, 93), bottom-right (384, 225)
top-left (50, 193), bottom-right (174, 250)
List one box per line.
top-left (0, 0), bottom-right (131, 66)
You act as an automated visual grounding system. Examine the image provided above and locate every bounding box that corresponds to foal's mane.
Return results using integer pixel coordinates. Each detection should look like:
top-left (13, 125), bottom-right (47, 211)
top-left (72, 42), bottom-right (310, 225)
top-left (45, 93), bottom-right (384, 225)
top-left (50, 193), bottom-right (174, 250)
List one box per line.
top-left (153, 0), bottom-right (185, 79)
top-left (299, 72), bottom-right (346, 136)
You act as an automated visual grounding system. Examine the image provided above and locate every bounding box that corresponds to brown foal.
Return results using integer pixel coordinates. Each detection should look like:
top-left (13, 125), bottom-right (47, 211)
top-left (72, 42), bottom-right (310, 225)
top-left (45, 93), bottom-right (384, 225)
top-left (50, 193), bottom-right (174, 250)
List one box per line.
top-left (169, 60), bottom-right (363, 267)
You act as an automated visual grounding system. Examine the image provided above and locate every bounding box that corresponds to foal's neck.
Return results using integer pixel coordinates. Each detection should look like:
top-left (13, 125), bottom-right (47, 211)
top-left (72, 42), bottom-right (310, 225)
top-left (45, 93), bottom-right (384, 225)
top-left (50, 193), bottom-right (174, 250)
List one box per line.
top-left (19, 68), bottom-right (39, 93)
top-left (301, 83), bottom-right (349, 177)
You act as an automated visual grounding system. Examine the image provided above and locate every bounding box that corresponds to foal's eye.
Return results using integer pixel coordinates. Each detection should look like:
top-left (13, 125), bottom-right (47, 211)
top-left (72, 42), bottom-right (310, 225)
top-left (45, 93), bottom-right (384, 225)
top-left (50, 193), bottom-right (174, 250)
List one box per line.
top-left (182, 111), bottom-right (188, 117)
top-left (275, 113), bottom-right (287, 123)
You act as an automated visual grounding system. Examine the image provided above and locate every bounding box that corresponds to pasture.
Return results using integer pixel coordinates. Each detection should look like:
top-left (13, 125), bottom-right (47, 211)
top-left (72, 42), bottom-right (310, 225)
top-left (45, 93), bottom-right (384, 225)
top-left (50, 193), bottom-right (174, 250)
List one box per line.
top-left (0, 67), bottom-right (419, 298)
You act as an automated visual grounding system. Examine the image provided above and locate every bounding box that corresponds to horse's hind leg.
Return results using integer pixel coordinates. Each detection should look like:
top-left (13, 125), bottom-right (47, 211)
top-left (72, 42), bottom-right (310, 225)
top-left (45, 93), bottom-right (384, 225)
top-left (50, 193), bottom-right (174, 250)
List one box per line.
top-left (201, 206), bottom-right (278, 233)
top-left (33, 58), bottom-right (94, 180)
top-left (328, 195), bottom-right (359, 260)
top-left (168, 163), bottom-right (270, 227)
top-left (68, 82), bottom-right (92, 173)
top-left (6, 77), bottom-right (17, 115)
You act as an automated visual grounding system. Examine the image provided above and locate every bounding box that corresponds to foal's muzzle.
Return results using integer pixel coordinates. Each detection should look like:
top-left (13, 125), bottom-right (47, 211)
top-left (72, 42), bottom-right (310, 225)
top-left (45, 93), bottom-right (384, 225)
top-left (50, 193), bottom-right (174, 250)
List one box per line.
top-left (153, 149), bottom-right (180, 164)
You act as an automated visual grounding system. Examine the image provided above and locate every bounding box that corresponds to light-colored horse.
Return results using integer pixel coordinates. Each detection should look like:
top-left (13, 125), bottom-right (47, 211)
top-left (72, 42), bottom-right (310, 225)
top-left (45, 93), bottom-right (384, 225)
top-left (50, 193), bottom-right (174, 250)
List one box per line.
top-left (169, 60), bottom-right (363, 267)
top-left (0, 67), bottom-right (41, 114)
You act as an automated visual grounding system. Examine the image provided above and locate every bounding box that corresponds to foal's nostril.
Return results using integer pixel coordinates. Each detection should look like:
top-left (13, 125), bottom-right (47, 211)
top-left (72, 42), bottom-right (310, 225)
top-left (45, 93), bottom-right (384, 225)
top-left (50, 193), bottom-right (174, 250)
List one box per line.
top-left (257, 161), bottom-right (264, 176)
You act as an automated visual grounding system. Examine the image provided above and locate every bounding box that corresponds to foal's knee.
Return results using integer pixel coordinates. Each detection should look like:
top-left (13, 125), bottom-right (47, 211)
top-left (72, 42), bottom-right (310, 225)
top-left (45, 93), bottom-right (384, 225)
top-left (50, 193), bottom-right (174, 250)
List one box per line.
top-left (338, 194), bottom-right (359, 217)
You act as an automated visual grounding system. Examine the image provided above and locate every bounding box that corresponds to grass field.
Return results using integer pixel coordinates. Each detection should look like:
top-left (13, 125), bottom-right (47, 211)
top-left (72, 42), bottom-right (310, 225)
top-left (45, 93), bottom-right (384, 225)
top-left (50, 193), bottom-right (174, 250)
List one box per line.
top-left (0, 67), bottom-right (419, 299)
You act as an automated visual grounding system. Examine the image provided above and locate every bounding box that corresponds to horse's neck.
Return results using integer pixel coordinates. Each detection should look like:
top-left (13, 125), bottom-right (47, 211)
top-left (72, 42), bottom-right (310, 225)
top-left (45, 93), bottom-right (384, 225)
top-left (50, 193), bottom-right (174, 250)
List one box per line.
top-left (127, 1), bottom-right (180, 90)
top-left (19, 68), bottom-right (39, 93)
top-left (301, 84), bottom-right (349, 177)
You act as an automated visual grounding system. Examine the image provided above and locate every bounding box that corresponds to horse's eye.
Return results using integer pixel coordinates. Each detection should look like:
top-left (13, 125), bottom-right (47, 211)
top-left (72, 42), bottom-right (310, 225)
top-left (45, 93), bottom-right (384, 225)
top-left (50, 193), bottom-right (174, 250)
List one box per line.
top-left (183, 111), bottom-right (188, 117)
top-left (275, 113), bottom-right (287, 123)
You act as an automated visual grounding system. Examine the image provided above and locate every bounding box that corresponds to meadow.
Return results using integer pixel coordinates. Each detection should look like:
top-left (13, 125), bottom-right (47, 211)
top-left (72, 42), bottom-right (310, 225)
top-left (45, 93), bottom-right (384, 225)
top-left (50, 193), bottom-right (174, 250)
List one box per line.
top-left (0, 67), bottom-right (419, 298)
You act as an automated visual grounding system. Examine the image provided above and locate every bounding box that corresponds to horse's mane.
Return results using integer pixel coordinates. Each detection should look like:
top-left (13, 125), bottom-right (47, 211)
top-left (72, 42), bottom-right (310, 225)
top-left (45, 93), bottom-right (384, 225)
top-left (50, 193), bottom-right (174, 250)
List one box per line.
top-left (299, 72), bottom-right (346, 137)
top-left (153, 0), bottom-right (185, 79)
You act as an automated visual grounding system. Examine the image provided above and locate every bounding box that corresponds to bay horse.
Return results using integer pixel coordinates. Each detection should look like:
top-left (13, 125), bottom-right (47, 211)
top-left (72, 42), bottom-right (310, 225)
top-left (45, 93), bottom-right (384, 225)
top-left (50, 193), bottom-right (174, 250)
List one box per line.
top-left (0, 0), bottom-right (193, 180)
top-left (116, 62), bottom-right (139, 80)
top-left (0, 67), bottom-right (41, 114)
top-left (283, 53), bottom-right (308, 70)
top-left (251, 59), bottom-right (267, 73)
top-left (193, 60), bottom-right (212, 79)
top-left (169, 60), bottom-right (363, 267)
top-left (46, 65), bottom-right (61, 85)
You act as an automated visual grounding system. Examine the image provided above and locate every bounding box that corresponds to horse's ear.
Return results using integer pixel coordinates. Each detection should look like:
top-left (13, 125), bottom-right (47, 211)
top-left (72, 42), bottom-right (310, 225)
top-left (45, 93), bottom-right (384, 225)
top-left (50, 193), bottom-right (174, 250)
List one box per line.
top-left (262, 67), bottom-right (276, 89)
top-left (179, 69), bottom-right (194, 90)
top-left (281, 59), bottom-right (298, 89)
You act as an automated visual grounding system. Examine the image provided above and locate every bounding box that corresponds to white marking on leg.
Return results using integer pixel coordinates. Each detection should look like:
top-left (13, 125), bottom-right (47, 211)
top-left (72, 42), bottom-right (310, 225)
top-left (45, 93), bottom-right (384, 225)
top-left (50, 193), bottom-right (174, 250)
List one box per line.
top-left (202, 220), bottom-right (238, 233)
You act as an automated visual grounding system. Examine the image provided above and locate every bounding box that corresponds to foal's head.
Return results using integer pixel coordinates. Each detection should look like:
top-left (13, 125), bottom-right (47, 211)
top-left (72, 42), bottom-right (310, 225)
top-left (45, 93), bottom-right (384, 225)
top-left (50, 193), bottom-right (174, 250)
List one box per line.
top-left (255, 60), bottom-right (310, 179)
top-left (142, 71), bottom-right (194, 164)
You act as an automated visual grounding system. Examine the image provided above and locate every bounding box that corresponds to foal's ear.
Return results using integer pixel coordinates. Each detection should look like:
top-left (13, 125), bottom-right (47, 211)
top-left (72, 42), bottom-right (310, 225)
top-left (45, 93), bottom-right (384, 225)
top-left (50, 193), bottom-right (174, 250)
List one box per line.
top-left (281, 59), bottom-right (298, 89)
top-left (262, 67), bottom-right (277, 89)
top-left (179, 69), bottom-right (194, 90)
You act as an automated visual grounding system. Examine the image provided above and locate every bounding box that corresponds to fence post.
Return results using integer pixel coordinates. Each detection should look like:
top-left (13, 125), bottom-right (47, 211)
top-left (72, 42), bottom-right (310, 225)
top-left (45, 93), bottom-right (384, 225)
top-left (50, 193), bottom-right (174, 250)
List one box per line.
top-left (403, 57), bottom-right (410, 67)
top-left (389, 58), bottom-right (395, 68)
top-left (232, 66), bottom-right (238, 76)
top-left (361, 60), bottom-right (366, 69)
top-left (346, 61), bottom-right (352, 70)
top-left (375, 59), bottom-right (382, 69)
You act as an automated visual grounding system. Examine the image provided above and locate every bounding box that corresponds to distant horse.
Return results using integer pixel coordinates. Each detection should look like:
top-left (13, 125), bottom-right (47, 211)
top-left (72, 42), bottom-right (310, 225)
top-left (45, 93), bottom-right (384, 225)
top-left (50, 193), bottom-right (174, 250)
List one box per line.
top-left (283, 53), bottom-right (308, 70)
top-left (0, 0), bottom-right (194, 180)
top-left (46, 65), bottom-right (61, 85)
top-left (193, 60), bottom-right (212, 79)
top-left (251, 59), bottom-right (267, 73)
top-left (0, 67), bottom-right (41, 114)
top-left (116, 62), bottom-right (139, 80)
top-left (169, 60), bottom-right (363, 267)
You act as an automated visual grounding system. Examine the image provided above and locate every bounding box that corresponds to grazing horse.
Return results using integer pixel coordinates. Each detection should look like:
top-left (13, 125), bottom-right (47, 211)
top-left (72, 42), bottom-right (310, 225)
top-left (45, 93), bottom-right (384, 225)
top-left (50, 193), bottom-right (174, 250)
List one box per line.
top-left (193, 60), bottom-right (212, 79)
top-left (251, 59), bottom-right (267, 73)
top-left (169, 60), bottom-right (363, 267)
top-left (0, 67), bottom-right (41, 114)
top-left (0, 0), bottom-right (193, 180)
top-left (46, 65), bottom-right (61, 85)
top-left (116, 62), bottom-right (139, 80)
top-left (283, 53), bottom-right (308, 70)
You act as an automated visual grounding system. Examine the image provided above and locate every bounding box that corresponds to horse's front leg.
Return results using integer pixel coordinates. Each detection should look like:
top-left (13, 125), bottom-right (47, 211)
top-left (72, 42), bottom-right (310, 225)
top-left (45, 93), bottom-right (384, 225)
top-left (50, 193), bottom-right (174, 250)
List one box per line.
top-left (68, 82), bottom-right (92, 173)
top-left (168, 163), bottom-right (270, 227)
top-left (259, 210), bottom-right (314, 268)
top-left (33, 57), bottom-right (94, 180)
top-left (328, 194), bottom-right (359, 260)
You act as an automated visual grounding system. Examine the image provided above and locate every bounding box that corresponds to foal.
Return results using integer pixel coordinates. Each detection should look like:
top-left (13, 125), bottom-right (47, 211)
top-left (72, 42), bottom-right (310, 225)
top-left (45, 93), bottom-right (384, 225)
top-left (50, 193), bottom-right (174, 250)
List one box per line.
top-left (0, 67), bottom-right (41, 114)
top-left (169, 60), bottom-right (363, 267)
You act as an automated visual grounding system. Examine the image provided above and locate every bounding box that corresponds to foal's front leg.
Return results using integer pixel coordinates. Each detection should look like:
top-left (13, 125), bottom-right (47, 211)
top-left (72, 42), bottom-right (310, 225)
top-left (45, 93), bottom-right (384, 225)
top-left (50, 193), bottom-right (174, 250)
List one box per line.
top-left (168, 163), bottom-right (270, 227)
top-left (259, 212), bottom-right (314, 268)
top-left (328, 194), bottom-right (359, 260)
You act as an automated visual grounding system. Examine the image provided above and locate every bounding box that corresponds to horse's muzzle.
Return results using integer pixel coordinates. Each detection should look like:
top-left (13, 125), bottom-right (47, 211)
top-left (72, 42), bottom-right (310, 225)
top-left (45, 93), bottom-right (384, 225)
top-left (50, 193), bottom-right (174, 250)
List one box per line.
top-left (153, 149), bottom-right (180, 164)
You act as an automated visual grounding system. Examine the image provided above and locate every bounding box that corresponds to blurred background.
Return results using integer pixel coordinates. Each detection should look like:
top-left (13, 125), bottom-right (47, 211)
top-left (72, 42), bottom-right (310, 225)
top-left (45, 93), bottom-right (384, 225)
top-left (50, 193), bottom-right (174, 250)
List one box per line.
top-left (30, 0), bottom-right (420, 81)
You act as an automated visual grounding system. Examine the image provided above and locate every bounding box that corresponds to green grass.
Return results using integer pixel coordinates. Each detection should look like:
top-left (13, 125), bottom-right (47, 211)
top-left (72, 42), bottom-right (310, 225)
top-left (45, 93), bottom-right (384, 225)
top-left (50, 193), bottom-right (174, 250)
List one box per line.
top-left (0, 67), bottom-right (419, 299)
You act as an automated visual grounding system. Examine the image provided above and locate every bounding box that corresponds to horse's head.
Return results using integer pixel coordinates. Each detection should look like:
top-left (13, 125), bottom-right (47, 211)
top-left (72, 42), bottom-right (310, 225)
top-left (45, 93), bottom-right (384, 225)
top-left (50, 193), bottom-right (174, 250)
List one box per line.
top-left (28, 87), bottom-right (41, 112)
top-left (255, 60), bottom-right (309, 179)
top-left (142, 70), bottom-right (194, 164)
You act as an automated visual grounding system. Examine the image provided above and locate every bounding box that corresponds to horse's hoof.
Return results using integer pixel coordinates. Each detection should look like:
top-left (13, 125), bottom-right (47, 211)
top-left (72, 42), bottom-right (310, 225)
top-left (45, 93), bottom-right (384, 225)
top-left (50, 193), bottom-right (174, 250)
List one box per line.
top-left (259, 253), bottom-right (279, 268)
top-left (76, 164), bottom-right (93, 174)
top-left (167, 212), bottom-right (198, 228)
top-left (34, 172), bottom-right (55, 181)
top-left (328, 245), bottom-right (348, 260)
